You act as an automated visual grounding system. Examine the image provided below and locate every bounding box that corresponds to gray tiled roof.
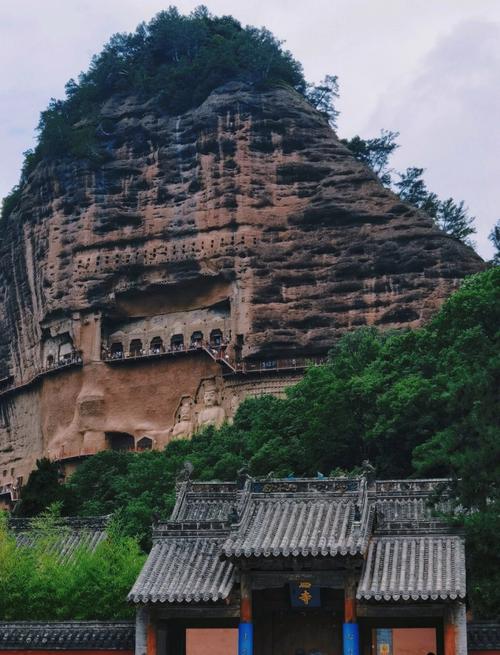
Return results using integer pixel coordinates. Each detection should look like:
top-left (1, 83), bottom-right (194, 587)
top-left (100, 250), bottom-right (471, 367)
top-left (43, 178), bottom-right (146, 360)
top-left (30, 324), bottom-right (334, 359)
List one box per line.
top-left (129, 477), bottom-right (466, 605)
top-left (10, 517), bottom-right (108, 559)
top-left (357, 535), bottom-right (466, 601)
top-left (221, 478), bottom-right (371, 559)
top-left (129, 483), bottom-right (240, 604)
top-left (0, 621), bottom-right (134, 650)
top-left (356, 481), bottom-right (465, 602)
top-left (221, 497), bottom-right (369, 558)
top-left (128, 534), bottom-right (234, 603)
top-left (171, 482), bottom-right (241, 522)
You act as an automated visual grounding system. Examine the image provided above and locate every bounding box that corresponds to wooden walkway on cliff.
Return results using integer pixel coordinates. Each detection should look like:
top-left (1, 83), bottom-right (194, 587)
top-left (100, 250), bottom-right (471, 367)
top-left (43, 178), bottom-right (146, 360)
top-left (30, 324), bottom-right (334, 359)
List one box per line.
top-left (0, 345), bottom-right (326, 401)
top-left (102, 342), bottom-right (326, 376)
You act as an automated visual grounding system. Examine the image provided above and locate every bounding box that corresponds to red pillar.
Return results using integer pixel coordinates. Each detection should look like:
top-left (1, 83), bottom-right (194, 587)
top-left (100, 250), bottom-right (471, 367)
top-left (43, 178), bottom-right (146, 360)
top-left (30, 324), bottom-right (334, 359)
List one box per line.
top-left (444, 602), bottom-right (467, 655)
top-left (146, 620), bottom-right (157, 655)
top-left (343, 569), bottom-right (359, 655)
top-left (344, 568), bottom-right (357, 623)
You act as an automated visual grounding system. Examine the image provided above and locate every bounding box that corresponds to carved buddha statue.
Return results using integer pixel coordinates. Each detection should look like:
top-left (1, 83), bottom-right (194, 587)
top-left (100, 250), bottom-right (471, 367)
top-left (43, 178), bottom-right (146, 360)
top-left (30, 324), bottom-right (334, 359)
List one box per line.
top-left (197, 386), bottom-right (226, 429)
top-left (171, 397), bottom-right (194, 440)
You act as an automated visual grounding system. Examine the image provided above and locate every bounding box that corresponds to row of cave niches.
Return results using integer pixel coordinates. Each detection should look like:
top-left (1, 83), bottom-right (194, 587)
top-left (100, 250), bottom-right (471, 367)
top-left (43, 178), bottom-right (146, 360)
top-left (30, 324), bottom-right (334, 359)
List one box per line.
top-left (102, 328), bottom-right (226, 360)
top-left (73, 233), bottom-right (259, 276)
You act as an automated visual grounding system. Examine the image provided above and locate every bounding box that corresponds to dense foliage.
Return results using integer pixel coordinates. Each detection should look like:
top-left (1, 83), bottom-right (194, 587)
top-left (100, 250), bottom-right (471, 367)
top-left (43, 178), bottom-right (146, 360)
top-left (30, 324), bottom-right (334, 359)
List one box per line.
top-left (342, 132), bottom-right (478, 246)
top-left (1, 6), bottom-right (308, 219)
top-left (18, 269), bottom-right (500, 615)
top-left (0, 509), bottom-right (144, 620)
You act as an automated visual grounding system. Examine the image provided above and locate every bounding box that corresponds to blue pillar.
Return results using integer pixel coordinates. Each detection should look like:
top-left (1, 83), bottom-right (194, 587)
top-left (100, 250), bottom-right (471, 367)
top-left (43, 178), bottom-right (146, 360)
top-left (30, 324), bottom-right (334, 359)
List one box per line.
top-left (343, 622), bottom-right (360, 655)
top-left (239, 572), bottom-right (253, 655)
top-left (238, 622), bottom-right (253, 655)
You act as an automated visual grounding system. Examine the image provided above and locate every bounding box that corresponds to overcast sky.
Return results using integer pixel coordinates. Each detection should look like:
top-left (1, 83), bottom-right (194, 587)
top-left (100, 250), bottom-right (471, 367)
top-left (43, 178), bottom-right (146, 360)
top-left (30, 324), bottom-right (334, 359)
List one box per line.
top-left (1, 1), bottom-right (498, 258)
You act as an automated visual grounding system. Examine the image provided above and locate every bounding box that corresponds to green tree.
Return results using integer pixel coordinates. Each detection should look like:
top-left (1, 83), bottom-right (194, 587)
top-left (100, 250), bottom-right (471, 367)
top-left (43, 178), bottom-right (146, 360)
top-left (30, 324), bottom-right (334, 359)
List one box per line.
top-left (305, 75), bottom-right (340, 127)
top-left (341, 130), bottom-right (399, 185)
top-left (395, 166), bottom-right (439, 214)
top-left (435, 197), bottom-right (476, 246)
top-left (64, 449), bottom-right (179, 548)
top-left (395, 166), bottom-right (476, 245)
top-left (488, 220), bottom-right (500, 265)
top-left (0, 508), bottom-right (144, 620)
top-left (15, 458), bottom-right (69, 516)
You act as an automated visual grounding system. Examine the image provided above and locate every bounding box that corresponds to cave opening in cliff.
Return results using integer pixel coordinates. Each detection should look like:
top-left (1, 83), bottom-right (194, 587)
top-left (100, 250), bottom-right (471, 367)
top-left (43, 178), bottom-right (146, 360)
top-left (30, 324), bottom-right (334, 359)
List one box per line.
top-left (137, 436), bottom-right (153, 451)
top-left (110, 342), bottom-right (123, 357)
top-left (210, 329), bottom-right (223, 347)
top-left (150, 336), bottom-right (164, 353)
top-left (129, 339), bottom-right (142, 357)
top-left (105, 431), bottom-right (135, 451)
top-left (171, 334), bottom-right (184, 351)
top-left (190, 331), bottom-right (203, 347)
top-left (114, 277), bottom-right (233, 317)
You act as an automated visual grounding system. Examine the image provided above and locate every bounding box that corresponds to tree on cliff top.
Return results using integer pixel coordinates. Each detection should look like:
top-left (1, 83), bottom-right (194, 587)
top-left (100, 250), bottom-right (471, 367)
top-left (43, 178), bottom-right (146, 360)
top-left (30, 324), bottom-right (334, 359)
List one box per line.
top-left (1, 5), bottom-right (308, 220)
top-left (489, 220), bottom-right (500, 265)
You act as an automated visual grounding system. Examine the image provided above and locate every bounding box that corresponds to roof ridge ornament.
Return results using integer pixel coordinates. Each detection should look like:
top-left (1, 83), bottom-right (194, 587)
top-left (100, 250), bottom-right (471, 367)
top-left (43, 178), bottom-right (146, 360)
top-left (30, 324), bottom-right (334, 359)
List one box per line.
top-left (176, 460), bottom-right (194, 482)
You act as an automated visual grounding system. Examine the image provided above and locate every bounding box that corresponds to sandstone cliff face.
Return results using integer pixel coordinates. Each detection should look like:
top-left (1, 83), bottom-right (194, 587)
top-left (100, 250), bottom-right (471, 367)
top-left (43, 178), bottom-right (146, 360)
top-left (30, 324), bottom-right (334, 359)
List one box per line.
top-left (0, 82), bottom-right (483, 486)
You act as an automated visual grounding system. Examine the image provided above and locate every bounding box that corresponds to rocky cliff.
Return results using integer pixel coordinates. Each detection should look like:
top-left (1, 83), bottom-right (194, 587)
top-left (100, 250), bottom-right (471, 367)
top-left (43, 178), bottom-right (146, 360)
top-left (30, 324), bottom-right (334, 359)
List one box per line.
top-left (0, 81), bottom-right (483, 488)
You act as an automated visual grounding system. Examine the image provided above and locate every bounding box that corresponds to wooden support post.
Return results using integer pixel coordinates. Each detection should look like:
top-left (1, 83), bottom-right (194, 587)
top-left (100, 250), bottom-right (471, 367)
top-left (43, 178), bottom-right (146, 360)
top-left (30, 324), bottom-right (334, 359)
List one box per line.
top-left (343, 569), bottom-right (360, 655)
top-left (135, 607), bottom-right (148, 655)
top-left (238, 572), bottom-right (253, 655)
top-left (444, 602), bottom-right (467, 655)
top-left (147, 621), bottom-right (157, 655)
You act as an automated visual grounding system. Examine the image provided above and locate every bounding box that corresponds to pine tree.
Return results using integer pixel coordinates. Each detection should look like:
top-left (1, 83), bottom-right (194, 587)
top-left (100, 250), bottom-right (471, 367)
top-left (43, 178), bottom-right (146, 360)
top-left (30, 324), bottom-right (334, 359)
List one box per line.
top-left (488, 220), bottom-right (500, 264)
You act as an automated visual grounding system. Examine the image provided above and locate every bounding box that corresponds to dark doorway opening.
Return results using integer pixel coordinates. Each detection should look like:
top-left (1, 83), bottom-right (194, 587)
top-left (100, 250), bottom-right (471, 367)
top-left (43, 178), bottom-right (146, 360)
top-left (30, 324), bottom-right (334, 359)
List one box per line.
top-left (210, 329), bottom-right (223, 347)
top-left (190, 331), bottom-right (203, 348)
top-left (130, 339), bottom-right (142, 357)
top-left (150, 336), bottom-right (164, 354)
top-left (105, 431), bottom-right (135, 451)
top-left (110, 342), bottom-right (124, 358)
top-left (171, 334), bottom-right (184, 351)
top-left (137, 437), bottom-right (153, 451)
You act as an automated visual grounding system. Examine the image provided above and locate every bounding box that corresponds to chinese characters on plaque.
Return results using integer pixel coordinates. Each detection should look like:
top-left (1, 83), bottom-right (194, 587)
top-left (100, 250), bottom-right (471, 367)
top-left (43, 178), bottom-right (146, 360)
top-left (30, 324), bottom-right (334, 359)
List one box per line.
top-left (289, 581), bottom-right (321, 608)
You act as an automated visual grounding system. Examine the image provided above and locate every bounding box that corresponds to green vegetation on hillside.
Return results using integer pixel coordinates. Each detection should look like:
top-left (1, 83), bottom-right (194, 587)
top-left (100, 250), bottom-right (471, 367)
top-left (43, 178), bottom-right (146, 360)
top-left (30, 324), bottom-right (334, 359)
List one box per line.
top-left (1, 6), bottom-right (308, 220)
top-left (0, 509), bottom-right (144, 620)
top-left (17, 268), bottom-right (500, 617)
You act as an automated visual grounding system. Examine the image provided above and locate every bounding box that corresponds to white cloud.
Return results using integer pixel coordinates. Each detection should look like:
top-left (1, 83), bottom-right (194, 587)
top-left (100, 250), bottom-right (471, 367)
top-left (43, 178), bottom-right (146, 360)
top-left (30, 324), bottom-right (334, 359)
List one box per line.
top-left (365, 19), bottom-right (500, 258)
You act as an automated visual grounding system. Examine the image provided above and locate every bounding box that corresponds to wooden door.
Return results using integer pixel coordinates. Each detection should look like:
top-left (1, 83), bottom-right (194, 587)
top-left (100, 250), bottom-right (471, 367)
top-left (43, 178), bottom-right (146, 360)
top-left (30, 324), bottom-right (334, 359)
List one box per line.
top-left (259, 611), bottom-right (341, 655)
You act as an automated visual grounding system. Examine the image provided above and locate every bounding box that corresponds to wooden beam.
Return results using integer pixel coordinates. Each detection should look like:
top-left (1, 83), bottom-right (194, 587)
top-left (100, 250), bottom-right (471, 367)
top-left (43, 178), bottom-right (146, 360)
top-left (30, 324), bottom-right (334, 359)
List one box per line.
top-left (357, 604), bottom-right (445, 618)
top-left (156, 605), bottom-right (240, 619)
top-left (251, 570), bottom-right (344, 590)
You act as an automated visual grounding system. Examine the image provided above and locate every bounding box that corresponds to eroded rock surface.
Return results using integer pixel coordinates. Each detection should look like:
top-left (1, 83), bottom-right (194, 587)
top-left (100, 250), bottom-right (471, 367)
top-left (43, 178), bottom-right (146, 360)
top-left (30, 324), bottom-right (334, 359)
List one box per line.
top-left (0, 82), bottom-right (483, 487)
